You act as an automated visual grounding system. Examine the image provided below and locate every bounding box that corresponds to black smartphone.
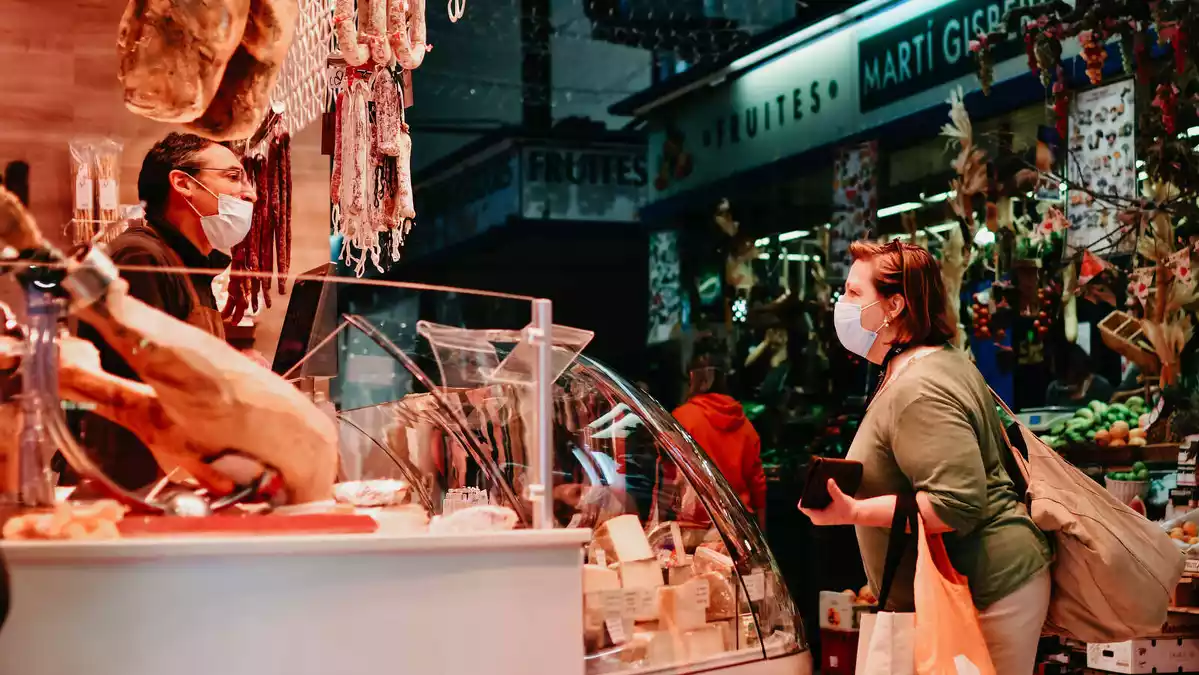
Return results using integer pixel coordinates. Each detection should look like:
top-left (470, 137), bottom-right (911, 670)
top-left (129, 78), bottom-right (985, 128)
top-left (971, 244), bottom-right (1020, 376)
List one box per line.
top-left (802, 457), bottom-right (864, 510)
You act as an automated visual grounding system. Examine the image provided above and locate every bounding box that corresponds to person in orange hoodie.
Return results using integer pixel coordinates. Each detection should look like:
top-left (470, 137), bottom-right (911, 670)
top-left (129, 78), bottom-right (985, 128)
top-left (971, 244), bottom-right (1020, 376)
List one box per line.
top-left (674, 348), bottom-right (768, 530)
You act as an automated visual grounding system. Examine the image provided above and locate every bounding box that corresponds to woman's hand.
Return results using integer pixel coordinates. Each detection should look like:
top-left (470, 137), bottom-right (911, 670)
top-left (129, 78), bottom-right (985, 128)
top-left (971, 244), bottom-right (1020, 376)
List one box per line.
top-left (798, 479), bottom-right (860, 526)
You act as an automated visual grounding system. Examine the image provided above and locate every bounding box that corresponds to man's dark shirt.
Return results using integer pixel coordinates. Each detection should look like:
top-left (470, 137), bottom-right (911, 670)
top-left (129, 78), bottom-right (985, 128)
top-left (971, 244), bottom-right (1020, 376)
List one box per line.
top-left (72, 217), bottom-right (230, 490)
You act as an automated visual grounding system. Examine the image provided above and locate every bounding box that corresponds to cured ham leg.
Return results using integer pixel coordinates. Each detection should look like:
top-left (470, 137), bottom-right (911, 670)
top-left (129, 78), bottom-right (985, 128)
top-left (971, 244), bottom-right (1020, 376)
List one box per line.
top-left (0, 187), bottom-right (338, 504)
top-left (0, 337), bottom-right (240, 495)
top-left (117, 0), bottom-right (252, 123)
top-left (186, 0), bottom-right (300, 141)
top-left (74, 283), bottom-right (337, 503)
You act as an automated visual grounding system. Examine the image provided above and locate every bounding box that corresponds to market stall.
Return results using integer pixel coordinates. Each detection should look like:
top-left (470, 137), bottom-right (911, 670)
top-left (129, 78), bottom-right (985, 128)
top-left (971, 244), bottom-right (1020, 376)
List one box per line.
top-left (0, 1), bottom-right (812, 673)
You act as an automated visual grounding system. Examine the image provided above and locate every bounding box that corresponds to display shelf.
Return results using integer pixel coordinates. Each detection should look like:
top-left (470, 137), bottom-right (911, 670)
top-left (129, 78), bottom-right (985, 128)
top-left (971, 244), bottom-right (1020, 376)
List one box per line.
top-left (1061, 442), bottom-right (1179, 466)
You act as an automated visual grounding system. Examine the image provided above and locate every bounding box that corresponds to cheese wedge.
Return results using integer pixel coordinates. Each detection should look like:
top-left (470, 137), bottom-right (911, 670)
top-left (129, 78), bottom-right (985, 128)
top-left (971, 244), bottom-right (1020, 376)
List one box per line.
top-left (658, 578), bottom-right (708, 633)
top-left (594, 514), bottom-right (654, 562)
top-left (702, 570), bottom-right (736, 621)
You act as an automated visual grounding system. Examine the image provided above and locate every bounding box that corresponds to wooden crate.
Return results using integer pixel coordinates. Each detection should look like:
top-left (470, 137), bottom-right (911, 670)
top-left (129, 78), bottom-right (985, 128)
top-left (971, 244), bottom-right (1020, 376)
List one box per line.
top-left (1099, 311), bottom-right (1161, 374)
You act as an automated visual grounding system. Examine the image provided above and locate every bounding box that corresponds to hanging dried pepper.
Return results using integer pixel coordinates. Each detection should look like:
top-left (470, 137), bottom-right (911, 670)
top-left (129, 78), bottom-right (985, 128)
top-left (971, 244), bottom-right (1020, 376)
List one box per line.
top-left (1079, 29), bottom-right (1108, 85)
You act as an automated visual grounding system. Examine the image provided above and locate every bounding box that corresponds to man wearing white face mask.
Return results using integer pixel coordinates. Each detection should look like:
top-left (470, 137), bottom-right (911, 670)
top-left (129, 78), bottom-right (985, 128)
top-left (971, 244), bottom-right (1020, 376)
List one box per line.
top-left (71, 133), bottom-right (257, 491)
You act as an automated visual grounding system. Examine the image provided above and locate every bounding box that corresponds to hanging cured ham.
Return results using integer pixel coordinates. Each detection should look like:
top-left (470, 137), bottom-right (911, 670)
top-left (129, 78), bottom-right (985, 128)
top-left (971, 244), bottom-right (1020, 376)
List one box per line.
top-left (117, 0), bottom-right (252, 123)
top-left (118, 0), bottom-right (300, 141)
top-left (185, 0), bottom-right (300, 141)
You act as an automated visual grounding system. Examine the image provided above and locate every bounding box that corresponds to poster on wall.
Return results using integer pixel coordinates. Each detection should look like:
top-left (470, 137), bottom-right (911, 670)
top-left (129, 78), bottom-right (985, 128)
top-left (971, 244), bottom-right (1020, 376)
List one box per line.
top-left (647, 230), bottom-right (682, 345)
top-left (1067, 80), bottom-right (1136, 254)
top-left (829, 141), bottom-right (878, 279)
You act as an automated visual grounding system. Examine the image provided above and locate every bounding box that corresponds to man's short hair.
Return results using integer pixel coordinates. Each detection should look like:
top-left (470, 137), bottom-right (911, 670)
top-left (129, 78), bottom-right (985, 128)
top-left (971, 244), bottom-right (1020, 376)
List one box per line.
top-left (137, 133), bottom-right (214, 218)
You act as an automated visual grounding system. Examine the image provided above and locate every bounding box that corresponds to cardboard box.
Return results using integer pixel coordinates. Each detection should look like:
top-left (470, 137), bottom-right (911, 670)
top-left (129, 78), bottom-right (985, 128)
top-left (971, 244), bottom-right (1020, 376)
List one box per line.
top-left (1086, 638), bottom-right (1199, 673)
top-left (819, 591), bottom-right (860, 630)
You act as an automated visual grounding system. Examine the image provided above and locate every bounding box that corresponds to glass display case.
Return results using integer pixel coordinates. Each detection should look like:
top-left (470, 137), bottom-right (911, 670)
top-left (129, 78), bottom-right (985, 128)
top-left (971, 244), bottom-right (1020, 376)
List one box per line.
top-left (315, 304), bottom-right (807, 674)
top-left (0, 254), bottom-right (806, 675)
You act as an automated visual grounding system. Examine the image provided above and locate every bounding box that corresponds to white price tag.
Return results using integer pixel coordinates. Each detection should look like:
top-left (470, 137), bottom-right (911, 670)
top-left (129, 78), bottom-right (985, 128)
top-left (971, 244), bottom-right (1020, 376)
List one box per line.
top-left (1186, 558), bottom-right (1199, 575)
top-left (744, 571), bottom-right (766, 602)
top-left (595, 547), bottom-right (607, 567)
top-left (605, 615), bottom-right (628, 644)
top-left (601, 590), bottom-right (628, 643)
top-left (74, 176), bottom-right (93, 212)
top-left (98, 179), bottom-right (118, 211)
top-left (692, 577), bottom-right (711, 610)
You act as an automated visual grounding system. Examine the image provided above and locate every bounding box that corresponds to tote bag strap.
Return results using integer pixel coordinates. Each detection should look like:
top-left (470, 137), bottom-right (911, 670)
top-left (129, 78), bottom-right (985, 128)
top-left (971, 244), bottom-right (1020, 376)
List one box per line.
top-left (987, 386), bottom-right (1032, 500)
top-left (877, 491), bottom-right (920, 611)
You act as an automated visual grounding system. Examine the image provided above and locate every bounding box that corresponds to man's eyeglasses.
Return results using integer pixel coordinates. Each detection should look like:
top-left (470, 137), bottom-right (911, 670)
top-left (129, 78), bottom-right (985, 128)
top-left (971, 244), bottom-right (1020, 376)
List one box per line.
top-left (177, 165), bottom-right (252, 188)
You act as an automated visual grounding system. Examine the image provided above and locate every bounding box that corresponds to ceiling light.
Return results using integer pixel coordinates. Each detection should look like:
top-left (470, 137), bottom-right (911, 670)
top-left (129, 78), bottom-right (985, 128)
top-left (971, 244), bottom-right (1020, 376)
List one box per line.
top-left (922, 190), bottom-right (956, 203)
top-left (778, 230), bottom-right (810, 242)
top-left (877, 202), bottom-right (923, 218)
top-left (974, 229), bottom-right (996, 246)
top-left (754, 237), bottom-right (772, 247)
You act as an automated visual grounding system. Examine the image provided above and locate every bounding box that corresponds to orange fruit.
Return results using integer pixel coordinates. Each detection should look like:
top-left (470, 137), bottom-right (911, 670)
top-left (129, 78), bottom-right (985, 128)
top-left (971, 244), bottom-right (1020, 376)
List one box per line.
top-left (1095, 430), bottom-right (1111, 446)
top-left (1110, 421), bottom-right (1130, 440)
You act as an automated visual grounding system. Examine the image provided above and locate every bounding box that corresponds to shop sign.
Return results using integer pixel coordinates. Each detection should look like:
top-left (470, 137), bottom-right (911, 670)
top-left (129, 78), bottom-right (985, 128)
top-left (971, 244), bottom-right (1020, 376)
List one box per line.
top-left (859, 0), bottom-right (1044, 112)
top-left (410, 147), bottom-right (520, 256)
top-left (648, 30), bottom-right (857, 199)
top-left (647, 0), bottom-right (1080, 200)
top-left (521, 145), bottom-right (647, 222)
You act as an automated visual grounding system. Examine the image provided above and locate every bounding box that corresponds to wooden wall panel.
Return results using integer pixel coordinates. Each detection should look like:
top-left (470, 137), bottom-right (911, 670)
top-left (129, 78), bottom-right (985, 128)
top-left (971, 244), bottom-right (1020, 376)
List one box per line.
top-left (0, 0), bottom-right (332, 361)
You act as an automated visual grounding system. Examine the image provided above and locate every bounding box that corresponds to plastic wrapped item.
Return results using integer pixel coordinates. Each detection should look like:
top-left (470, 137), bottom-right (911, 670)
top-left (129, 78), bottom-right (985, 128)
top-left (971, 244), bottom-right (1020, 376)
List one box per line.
top-left (69, 139), bottom-right (95, 244)
top-left (94, 139), bottom-right (124, 226)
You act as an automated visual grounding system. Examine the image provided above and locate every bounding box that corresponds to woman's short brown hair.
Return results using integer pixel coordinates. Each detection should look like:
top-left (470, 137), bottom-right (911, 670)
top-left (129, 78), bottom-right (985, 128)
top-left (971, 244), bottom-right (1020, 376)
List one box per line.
top-left (848, 240), bottom-right (958, 347)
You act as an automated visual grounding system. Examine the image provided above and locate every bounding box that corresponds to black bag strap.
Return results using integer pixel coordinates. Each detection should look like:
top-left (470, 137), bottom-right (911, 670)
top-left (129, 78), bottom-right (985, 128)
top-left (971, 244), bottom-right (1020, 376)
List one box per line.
top-left (876, 491), bottom-right (919, 612)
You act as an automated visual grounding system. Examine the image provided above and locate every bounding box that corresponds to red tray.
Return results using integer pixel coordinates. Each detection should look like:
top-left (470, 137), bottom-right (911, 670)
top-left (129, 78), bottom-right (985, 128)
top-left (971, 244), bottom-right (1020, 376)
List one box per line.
top-left (118, 513), bottom-right (378, 537)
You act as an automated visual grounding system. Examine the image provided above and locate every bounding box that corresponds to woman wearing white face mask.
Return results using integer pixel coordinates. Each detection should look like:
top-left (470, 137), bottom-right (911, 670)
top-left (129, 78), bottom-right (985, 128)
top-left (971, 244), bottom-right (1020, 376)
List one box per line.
top-left (70, 133), bottom-right (257, 492)
top-left (799, 240), bottom-right (1051, 675)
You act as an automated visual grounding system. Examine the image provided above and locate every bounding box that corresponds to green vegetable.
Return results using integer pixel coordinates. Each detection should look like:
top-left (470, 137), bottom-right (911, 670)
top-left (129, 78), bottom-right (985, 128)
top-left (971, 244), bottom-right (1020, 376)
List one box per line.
top-left (1049, 421), bottom-right (1067, 436)
top-left (1126, 396), bottom-right (1145, 410)
top-left (1089, 400), bottom-right (1109, 415)
top-left (1067, 418), bottom-right (1093, 432)
top-left (1086, 430), bottom-right (1097, 440)
top-left (1074, 408), bottom-right (1095, 422)
top-left (1132, 461), bottom-right (1147, 473)
top-left (1137, 469), bottom-right (1150, 480)
top-left (1110, 403), bottom-right (1131, 416)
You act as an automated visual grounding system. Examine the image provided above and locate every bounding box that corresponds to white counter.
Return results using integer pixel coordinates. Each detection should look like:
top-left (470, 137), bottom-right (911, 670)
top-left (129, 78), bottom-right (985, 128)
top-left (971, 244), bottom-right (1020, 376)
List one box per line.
top-left (0, 529), bottom-right (592, 675)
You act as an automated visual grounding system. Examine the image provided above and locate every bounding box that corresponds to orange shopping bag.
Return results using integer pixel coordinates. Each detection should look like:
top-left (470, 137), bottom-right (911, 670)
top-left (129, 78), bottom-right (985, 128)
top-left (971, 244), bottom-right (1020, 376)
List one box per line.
top-left (913, 518), bottom-right (996, 675)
